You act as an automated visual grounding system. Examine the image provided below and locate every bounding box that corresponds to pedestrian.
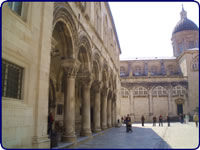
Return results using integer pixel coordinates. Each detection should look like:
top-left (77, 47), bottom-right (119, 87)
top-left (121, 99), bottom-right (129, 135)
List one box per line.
top-left (193, 113), bottom-right (199, 127)
top-left (180, 113), bottom-right (184, 123)
top-left (159, 115), bottom-right (163, 127)
top-left (125, 114), bottom-right (132, 132)
top-left (141, 115), bottom-right (145, 126)
top-left (153, 116), bottom-right (157, 126)
top-left (185, 114), bottom-right (189, 124)
top-left (167, 115), bottom-right (170, 127)
top-left (121, 117), bottom-right (124, 124)
top-left (48, 112), bottom-right (54, 136)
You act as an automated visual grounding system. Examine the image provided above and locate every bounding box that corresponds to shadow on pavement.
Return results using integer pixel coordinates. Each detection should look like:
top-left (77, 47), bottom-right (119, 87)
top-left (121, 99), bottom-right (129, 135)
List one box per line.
top-left (72, 126), bottom-right (171, 149)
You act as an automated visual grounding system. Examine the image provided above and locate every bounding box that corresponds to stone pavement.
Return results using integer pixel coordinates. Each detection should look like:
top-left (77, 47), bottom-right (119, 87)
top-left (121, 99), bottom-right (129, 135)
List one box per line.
top-left (72, 122), bottom-right (199, 149)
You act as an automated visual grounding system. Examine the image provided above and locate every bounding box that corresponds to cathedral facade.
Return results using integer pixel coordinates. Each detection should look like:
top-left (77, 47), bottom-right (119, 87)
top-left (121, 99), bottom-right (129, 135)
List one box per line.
top-left (120, 7), bottom-right (199, 122)
top-left (2, 2), bottom-right (121, 148)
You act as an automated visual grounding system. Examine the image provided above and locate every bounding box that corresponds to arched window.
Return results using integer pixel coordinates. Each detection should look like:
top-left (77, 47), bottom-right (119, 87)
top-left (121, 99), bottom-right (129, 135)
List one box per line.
top-left (191, 56), bottom-right (199, 71)
top-left (134, 87), bottom-right (148, 96)
top-left (152, 86), bottom-right (168, 96)
top-left (172, 85), bottom-right (186, 96)
top-left (121, 87), bottom-right (130, 98)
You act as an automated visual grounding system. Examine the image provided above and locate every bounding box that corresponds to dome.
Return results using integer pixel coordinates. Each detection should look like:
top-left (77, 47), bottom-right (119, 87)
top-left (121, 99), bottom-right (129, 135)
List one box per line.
top-left (172, 18), bottom-right (199, 35)
top-left (172, 6), bottom-right (199, 35)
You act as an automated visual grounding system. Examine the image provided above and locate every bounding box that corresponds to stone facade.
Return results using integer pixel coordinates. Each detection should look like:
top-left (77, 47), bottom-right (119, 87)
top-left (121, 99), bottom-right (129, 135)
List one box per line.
top-left (2, 2), bottom-right (121, 148)
top-left (120, 8), bottom-right (199, 123)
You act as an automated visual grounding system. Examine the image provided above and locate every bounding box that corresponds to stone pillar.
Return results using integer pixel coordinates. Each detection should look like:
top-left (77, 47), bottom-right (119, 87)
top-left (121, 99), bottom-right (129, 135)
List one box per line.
top-left (101, 87), bottom-right (108, 130)
top-left (149, 90), bottom-right (153, 114)
top-left (112, 94), bottom-right (116, 127)
top-left (62, 59), bottom-right (80, 142)
top-left (168, 88), bottom-right (172, 115)
top-left (93, 81), bottom-right (101, 133)
top-left (107, 91), bottom-right (112, 128)
top-left (80, 76), bottom-right (92, 137)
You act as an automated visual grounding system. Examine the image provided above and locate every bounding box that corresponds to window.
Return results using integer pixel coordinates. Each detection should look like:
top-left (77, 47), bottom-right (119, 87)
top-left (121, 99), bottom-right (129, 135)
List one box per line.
top-left (191, 56), bottom-right (199, 71)
top-left (8, 2), bottom-right (22, 16)
top-left (178, 42), bottom-right (183, 54)
top-left (134, 87), bottom-right (148, 96)
top-left (189, 41), bottom-right (194, 49)
top-left (172, 86), bottom-right (186, 96)
top-left (167, 65), bottom-right (174, 75)
top-left (121, 87), bottom-right (129, 98)
top-left (151, 66), bottom-right (157, 75)
top-left (120, 66), bottom-right (126, 77)
top-left (2, 59), bottom-right (23, 99)
top-left (7, 2), bottom-right (28, 22)
top-left (152, 86), bottom-right (168, 96)
top-left (135, 66), bottom-right (141, 76)
top-left (57, 104), bottom-right (63, 115)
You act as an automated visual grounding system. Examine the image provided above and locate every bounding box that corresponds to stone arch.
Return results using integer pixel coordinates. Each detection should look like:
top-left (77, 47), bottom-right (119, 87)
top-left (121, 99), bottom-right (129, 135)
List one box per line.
top-left (53, 5), bottom-right (78, 59)
top-left (172, 85), bottom-right (187, 96)
top-left (152, 86), bottom-right (168, 96)
top-left (102, 62), bottom-right (109, 87)
top-left (133, 86), bottom-right (148, 96)
top-left (121, 87), bottom-right (130, 98)
top-left (77, 33), bottom-right (92, 73)
top-left (77, 36), bottom-right (91, 72)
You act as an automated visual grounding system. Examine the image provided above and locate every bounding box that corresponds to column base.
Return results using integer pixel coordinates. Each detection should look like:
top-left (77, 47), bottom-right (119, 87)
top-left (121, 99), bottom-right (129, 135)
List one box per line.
top-left (93, 128), bottom-right (101, 133)
top-left (80, 129), bottom-right (92, 137)
top-left (62, 135), bottom-right (77, 142)
top-left (32, 135), bottom-right (50, 148)
top-left (108, 124), bottom-right (112, 128)
top-left (101, 125), bottom-right (107, 130)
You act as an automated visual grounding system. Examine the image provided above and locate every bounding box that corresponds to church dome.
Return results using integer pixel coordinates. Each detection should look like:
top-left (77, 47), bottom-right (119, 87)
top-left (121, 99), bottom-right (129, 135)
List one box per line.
top-left (172, 6), bottom-right (199, 35)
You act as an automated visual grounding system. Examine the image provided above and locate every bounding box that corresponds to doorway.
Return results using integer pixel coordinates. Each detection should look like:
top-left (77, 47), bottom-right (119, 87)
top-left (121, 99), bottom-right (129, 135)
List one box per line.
top-left (177, 104), bottom-right (183, 115)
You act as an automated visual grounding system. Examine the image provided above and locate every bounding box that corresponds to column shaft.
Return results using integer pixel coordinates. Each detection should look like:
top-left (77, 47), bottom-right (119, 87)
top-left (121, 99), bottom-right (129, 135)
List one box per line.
top-left (81, 85), bottom-right (92, 136)
top-left (107, 99), bottom-right (112, 128)
top-left (63, 77), bottom-right (77, 142)
top-left (93, 91), bottom-right (101, 132)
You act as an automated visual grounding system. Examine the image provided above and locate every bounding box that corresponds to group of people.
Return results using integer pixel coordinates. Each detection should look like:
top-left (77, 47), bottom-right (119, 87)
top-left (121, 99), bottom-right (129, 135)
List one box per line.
top-left (141, 115), bottom-right (170, 127)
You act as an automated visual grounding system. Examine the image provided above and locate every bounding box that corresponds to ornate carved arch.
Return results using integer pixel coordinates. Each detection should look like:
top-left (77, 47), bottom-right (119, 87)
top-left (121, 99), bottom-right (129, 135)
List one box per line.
top-left (53, 4), bottom-right (78, 59)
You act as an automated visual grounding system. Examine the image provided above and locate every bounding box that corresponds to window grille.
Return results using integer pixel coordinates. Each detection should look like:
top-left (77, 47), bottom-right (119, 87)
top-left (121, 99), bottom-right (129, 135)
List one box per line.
top-left (2, 59), bottom-right (23, 99)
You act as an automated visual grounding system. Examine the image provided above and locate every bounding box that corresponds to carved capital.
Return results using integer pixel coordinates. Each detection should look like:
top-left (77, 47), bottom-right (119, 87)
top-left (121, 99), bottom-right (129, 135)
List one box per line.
top-left (92, 80), bottom-right (102, 93)
top-left (78, 72), bottom-right (93, 87)
top-left (62, 59), bottom-right (80, 78)
top-left (102, 87), bottom-right (109, 98)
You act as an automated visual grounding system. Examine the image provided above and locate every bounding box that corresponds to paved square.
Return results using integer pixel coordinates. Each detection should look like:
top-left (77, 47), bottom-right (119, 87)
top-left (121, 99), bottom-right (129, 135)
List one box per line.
top-left (72, 122), bottom-right (199, 149)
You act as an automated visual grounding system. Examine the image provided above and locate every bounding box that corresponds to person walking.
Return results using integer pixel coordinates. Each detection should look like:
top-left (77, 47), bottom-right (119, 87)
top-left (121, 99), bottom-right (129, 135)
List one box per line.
top-left (48, 112), bottom-right (54, 136)
top-left (193, 113), bottom-right (199, 127)
top-left (185, 114), bottom-right (189, 124)
top-left (125, 114), bottom-right (132, 132)
top-left (141, 115), bottom-right (145, 126)
top-left (167, 115), bottom-right (170, 127)
top-left (153, 116), bottom-right (157, 126)
top-left (159, 115), bottom-right (163, 127)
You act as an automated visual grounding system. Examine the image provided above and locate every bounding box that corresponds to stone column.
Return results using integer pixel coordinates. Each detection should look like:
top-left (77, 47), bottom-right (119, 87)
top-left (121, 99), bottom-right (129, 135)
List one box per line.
top-left (112, 94), bottom-right (116, 127)
top-left (168, 88), bottom-right (172, 115)
top-left (93, 81), bottom-right (101, 133)
top-left (101, 87), bottom-right (108, 130)
top-left (62, 59), bottom-right (80, 142)
top-left (149, 90), bottom-right (153, 114)
top-left (80, 76), bottom-right (92, 137)
top-left (107, 91), bottom-right (112, 128)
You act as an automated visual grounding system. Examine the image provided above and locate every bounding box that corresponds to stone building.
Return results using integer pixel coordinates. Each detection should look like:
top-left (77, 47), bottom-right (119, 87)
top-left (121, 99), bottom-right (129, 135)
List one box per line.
top-left (2, 2), bottom-right (121, 148)
top-left (120, 7), bottom-right (199, 122)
